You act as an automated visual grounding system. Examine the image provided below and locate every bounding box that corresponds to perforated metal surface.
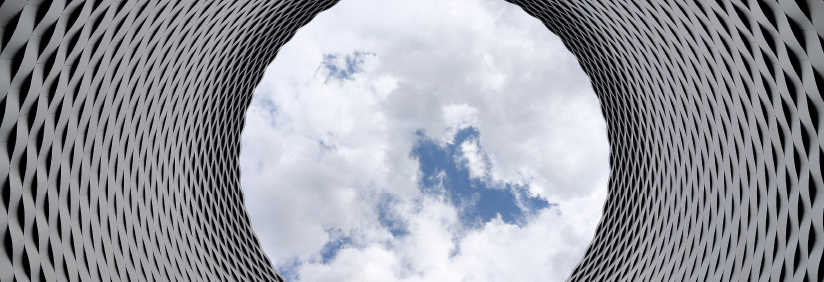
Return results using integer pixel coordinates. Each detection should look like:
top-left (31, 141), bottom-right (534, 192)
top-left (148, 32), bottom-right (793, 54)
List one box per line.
top-left (0, 0), bottom-right (822, 281)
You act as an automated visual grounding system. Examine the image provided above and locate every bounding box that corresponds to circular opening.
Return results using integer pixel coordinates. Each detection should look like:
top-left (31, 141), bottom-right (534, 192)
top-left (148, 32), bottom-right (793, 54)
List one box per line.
top-left (240, 0), bottom-right (609, 280)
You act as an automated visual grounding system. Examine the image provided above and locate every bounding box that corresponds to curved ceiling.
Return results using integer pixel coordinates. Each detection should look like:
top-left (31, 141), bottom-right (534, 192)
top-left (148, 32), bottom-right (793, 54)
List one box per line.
top-left (0, 0), bottom-right (822, 281)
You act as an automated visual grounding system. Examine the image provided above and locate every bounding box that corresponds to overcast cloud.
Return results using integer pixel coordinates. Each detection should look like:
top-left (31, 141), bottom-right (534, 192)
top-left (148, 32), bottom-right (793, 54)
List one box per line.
top-left (239, 0), bottom-right (609, 281)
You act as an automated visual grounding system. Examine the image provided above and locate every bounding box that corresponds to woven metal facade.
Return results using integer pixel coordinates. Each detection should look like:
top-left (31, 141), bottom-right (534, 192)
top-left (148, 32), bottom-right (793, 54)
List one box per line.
top-left (0, 0), bottom-right (822, 281)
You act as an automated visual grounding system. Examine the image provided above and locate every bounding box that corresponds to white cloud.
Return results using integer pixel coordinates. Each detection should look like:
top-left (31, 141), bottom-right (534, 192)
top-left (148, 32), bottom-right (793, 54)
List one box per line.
top-left (442, 104), bottom-right (479, 133)
top-left (458, 137), bottom-right (488, 180)
top-left (239, 0), bottom-right (610, 281)
top-left (286, 192), bottom-right (607, 282)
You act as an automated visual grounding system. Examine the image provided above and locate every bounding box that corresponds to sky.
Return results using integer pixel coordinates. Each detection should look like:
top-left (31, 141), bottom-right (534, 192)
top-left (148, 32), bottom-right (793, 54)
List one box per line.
top-left (239, 0), bottom-right (610, 281)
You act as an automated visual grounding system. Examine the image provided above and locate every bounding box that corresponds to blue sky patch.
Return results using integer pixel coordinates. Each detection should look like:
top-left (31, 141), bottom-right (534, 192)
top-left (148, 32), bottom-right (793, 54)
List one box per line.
top-left (314, 127), bottom-right (554, 267)
top-left (318, 228), bottom-right (354, 265)
top-left (412, 127), bottom-right (554, 227)
top-left (275, 259), bottom-right (302, 282)
top-left (376, 194), bottom-right (410, 238)
top-left (318, 51), bottom-right (374, 82)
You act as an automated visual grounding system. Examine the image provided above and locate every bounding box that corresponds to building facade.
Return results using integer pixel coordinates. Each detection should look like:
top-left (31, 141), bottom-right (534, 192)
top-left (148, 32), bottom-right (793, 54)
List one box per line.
top-left (0, 0), bottom-right (821, 281)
